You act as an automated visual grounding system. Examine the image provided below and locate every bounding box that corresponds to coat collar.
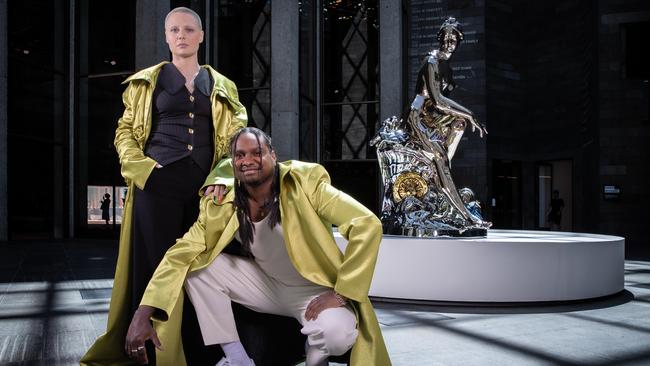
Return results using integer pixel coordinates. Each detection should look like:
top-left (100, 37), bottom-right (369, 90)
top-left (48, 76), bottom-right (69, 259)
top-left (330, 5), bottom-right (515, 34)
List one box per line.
top-left (124, 61), bottom-right (230, 96)
top-left (156, 63), bottom-right (212, 97)
top-left (123, 61), bottom-right (245, 113)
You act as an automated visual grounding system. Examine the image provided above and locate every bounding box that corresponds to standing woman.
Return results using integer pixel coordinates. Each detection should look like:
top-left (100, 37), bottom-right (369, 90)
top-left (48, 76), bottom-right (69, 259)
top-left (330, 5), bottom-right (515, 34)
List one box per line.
top-left (81, 7), bottom-right (246, 365)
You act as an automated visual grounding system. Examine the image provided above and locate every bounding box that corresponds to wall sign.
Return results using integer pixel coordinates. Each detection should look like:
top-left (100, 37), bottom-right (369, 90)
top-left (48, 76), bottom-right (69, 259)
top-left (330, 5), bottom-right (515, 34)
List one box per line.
top-left (603, 185), bottom-right (621, 200)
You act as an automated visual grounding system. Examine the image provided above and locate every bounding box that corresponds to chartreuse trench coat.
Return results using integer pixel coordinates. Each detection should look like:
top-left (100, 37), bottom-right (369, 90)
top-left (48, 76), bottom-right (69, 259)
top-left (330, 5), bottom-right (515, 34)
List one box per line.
top-left (139, 161), bottom-right (391, 366)
top-left (80, 61), bottom-right (246, 365)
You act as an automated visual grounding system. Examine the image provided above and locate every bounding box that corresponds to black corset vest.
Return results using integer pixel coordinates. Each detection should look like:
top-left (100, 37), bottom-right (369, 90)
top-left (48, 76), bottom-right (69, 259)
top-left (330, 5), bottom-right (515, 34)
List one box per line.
top-left (145, 63), bottom-right (214, 174)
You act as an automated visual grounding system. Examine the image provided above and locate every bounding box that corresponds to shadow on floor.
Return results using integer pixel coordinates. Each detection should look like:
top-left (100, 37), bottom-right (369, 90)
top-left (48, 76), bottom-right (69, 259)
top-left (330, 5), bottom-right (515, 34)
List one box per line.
top-left (372, 290), bottom-right (635, 315)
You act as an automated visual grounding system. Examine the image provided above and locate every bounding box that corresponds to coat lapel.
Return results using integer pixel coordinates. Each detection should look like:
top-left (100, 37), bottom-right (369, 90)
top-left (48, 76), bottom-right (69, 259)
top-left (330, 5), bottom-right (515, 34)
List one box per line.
top-left (278, 162), bottom-right (341, 288)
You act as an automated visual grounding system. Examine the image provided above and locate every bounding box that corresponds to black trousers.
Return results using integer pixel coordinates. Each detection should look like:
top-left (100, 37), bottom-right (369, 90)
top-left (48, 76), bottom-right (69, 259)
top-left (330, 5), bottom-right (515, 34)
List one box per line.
top-left (131, 157), bottom-right (212, 365)
top-left (131, 157), bottom-right (205, 314)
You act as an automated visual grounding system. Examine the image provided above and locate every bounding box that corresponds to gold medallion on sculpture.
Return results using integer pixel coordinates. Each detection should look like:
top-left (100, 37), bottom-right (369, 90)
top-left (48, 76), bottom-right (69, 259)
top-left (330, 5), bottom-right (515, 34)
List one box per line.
top-left (392, 172), bottom-right (428, 202)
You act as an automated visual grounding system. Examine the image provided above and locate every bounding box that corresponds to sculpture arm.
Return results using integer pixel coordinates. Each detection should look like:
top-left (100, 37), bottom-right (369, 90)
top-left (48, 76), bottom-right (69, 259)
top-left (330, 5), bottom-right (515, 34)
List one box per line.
top-left (423, 58), bottom-right (486, 137)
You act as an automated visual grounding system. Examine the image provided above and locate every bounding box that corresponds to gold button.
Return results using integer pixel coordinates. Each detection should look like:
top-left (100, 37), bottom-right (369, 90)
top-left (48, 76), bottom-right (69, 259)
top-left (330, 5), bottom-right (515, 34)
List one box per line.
top-left (187, 144), bottom-right (193, 151)
top-left (188, 128), bottom-right (194, 134)
top-left (189, 112), bottom-right (194, 118)
top-left (189, 95), bottom-right (195, 102)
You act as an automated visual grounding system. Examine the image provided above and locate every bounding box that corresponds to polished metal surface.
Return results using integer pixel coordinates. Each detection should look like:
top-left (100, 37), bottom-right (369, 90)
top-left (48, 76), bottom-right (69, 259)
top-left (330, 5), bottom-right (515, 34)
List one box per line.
top-left (371, 17), bottom-right (491, 237)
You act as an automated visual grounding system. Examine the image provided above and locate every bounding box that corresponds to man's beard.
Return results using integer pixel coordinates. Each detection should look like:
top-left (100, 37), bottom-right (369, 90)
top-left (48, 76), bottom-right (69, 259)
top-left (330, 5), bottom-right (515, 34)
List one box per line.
top-left (238, 167), bottom-right (272, 188)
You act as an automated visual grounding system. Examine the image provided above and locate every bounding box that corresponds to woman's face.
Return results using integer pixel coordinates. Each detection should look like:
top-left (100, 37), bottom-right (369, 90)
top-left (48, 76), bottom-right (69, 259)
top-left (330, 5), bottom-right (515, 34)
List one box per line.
top-left (440, 31), bottom-right (459, 54)
top-left (165, 12), bottom-right (204, 59)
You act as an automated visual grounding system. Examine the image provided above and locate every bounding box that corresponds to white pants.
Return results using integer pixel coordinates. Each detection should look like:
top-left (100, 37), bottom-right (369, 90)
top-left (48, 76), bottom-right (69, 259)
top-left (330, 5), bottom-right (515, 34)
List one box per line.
top-left (184, 254), bottom-right (359, 365)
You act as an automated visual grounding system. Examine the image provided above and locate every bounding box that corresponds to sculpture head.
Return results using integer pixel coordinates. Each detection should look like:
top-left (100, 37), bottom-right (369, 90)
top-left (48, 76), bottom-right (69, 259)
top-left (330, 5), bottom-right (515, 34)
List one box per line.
top-left (437, 17), bottom-right (463, 55)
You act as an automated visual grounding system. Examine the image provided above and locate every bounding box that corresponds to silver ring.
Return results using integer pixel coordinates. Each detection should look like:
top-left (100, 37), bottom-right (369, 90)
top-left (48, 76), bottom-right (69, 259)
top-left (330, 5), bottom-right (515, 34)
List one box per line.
top-left (130, 349), bottom-right (138, 353)
top-left (137, 346), bottom-right (145, 351)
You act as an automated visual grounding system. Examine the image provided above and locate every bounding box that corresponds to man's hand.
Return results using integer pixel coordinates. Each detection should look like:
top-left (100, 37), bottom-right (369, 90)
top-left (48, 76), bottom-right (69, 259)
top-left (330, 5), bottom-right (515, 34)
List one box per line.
top-left (125, 305), bottom-right (162, 364)
top-left (304, 290), bottom-right (347, 321)
top-left (204, 184), bottom-right (226, 204)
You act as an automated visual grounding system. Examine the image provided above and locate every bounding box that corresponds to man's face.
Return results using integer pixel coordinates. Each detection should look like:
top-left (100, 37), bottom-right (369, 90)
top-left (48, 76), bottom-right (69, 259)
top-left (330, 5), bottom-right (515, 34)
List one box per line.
top-left (233, 133), bottom-right (277, 188)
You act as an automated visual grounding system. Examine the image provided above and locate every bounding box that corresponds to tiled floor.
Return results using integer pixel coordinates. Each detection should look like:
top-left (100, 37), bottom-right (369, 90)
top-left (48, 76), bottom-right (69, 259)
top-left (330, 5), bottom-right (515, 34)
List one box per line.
top-left (1, 240), bottom-right (650, 365)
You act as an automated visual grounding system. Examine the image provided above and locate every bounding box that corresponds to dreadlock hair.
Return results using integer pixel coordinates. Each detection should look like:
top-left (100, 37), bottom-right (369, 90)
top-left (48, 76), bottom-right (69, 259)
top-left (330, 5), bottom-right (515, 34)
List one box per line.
top-left (229, 127), bottom-right (281, 253)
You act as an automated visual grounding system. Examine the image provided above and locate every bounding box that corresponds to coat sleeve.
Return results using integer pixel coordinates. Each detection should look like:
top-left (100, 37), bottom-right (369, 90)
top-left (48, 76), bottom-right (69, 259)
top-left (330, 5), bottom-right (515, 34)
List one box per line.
top-left (200, 158), bottom-right (234, 195)
top-left (225, 80), bottom-right (247, 143)
top-left (114, 82), bottom-right (157, 190)
top-left (139, 197), bottom-right (210, 321)
top-left (307, 165), bottom-right (383, 303)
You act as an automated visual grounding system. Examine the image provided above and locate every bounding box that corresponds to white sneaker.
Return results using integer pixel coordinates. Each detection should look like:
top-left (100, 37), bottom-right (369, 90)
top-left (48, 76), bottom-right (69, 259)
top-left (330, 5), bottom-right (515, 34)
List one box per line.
top-left (215, 357), bottom-right (255, 366)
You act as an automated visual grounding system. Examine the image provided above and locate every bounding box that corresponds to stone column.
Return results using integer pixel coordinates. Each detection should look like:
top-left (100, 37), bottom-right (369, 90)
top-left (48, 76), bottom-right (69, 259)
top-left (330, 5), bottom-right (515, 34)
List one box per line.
top-left (136, 0), bottom-right (169, 70)
top-left (271, 0), bottom-right (300, 160)
top-left (379, 0), bottom-right (404, 121)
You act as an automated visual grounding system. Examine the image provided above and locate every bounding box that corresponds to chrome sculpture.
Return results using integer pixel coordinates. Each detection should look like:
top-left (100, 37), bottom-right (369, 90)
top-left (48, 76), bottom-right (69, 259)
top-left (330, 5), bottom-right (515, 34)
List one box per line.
top-left (371, 17), bottom-right (491, 237)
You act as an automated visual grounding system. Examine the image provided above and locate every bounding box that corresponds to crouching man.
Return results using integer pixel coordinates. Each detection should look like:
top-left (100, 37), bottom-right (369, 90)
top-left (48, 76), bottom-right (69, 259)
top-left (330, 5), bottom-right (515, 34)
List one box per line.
top-left (125, 127), bottom-right (391, 366)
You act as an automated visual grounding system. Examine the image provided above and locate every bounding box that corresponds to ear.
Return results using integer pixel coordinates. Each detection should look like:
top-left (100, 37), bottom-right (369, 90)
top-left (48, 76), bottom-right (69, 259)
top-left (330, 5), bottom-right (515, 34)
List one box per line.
top-left (164, 30), bottom-right (171, 46)
top-left (199, 30), bottom-right (205, 44)
top-left (270, 150), bottom-right (277, 162)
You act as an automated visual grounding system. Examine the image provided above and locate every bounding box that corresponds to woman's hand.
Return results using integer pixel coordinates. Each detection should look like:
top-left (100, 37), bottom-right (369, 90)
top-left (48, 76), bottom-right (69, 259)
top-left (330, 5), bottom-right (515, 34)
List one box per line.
top-left (204, 184), bottom-right (226, 204)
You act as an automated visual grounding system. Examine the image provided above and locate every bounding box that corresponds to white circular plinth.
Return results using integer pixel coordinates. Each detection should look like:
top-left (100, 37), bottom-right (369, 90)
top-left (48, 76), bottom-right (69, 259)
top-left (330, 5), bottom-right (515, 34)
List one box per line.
top-left (334, 230), bottom-right (625, 303)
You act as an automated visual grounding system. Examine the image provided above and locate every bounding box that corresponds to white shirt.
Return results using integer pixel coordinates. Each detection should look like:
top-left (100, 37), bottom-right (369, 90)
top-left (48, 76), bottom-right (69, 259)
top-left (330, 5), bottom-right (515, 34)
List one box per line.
top-left (248, 215), bottom-right (314, 287)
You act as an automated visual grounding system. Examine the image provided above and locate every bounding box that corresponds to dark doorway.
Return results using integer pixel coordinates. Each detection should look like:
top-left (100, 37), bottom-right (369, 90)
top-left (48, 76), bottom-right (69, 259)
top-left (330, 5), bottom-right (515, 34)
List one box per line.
top-left (491, 160), bottom-right (522, 229)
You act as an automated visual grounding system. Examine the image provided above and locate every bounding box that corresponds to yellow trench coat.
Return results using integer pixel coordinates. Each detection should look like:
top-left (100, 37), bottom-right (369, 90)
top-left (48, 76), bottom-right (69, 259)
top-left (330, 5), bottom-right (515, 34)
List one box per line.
top-left (139, 161), bottom-right (391, 366)
top-left (80, 62), bottom-right (246, 365)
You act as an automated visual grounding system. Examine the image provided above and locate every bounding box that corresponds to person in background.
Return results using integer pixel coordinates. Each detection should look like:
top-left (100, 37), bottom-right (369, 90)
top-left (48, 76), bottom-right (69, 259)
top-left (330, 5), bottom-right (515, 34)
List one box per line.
top-left (547, 189), bottom-right (565, 231)
top-left (100, 193), bottom-right (111, 226)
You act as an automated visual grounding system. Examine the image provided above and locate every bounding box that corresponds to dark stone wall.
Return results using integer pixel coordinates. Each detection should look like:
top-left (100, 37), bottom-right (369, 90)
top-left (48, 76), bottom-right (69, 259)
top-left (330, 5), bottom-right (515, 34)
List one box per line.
top-left (484, 0), bottom-right (528, 226)
top-left (527, 1), bottom-right (598, 233)
top-left (483, 0), bottom-right (650, 257)
top-left (597, 1), bottom-right (650, 259)
top-left (485, 0), bottom-right (599, 231)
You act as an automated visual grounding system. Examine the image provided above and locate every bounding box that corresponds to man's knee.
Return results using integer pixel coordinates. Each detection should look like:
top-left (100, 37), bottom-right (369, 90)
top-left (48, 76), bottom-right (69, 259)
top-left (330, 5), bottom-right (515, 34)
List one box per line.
top-left (304, 307), bottom-right (358, 356)
top-left (323, 325), bottom-right (358, 356)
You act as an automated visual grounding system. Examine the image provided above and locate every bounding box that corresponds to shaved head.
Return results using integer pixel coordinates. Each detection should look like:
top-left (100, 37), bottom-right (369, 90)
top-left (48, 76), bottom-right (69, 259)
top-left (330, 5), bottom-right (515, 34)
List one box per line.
top-left (165, 7), bottom-right (202, 30)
